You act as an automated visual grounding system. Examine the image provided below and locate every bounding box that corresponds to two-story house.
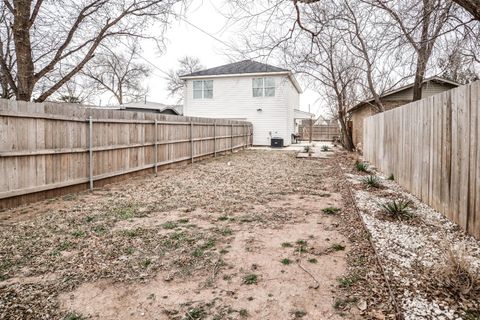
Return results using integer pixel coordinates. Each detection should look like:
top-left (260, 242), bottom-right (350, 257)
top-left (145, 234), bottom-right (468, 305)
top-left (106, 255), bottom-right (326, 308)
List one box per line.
top-left (180, 60), bottom-right (310, 146)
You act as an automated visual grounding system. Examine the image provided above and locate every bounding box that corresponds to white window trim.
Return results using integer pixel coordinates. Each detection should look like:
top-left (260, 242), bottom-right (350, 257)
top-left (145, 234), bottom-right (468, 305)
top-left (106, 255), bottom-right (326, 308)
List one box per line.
top-left (193, 80), bottom-right (213, 99)
top-left (252, 77), bottom-right (275, 97)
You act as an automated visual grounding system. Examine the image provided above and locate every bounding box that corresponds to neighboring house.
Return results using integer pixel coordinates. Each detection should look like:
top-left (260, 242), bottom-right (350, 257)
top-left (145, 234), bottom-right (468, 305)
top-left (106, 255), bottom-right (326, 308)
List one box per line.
top-left (348, 76), bottom-right (459, 148)
top-left (121, 101), bottom-right (183, 115)
top-left (180, 60), bottom-right (312, 146)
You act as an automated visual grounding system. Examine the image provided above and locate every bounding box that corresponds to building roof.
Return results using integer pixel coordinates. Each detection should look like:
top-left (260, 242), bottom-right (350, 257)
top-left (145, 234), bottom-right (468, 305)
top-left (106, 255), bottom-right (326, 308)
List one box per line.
top-left (180, 60), bottom-right (289, 78)
top-left (179, 60), bottom-right (302, 93)
top-left (348, 76), bottom-right (460, 113)
top-left (121, 101), bottom-right (183, 115)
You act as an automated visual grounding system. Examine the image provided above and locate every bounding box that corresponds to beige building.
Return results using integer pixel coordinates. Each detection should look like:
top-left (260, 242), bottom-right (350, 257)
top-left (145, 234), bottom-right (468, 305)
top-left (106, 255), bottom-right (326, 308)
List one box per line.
top-left (348, 77), bottom-right (459, 148)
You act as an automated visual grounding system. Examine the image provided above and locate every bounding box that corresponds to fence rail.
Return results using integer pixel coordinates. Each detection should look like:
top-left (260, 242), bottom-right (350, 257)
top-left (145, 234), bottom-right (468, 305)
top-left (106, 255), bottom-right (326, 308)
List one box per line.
top-left (363, 81), bottom-right (480, 239)
top-left (0, 99), bottom-right (252, 209)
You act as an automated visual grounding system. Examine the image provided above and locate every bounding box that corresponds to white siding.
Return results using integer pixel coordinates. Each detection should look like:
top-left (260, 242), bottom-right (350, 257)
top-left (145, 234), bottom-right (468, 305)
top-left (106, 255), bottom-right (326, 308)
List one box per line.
top-left (183, 75), bottom-right (300, 146)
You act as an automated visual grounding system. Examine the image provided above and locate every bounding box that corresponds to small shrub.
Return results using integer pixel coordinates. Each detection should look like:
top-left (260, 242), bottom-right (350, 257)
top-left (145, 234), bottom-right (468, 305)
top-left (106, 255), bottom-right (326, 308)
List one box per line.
top-left (296, 239), bottom-right (307, 246)
top-left (217, 215), bottom-right (229, 221)
top-left (362, 175), bottom-right (381, 188)
top-left (123, 229), bottom-right (139, 238)
top-left (355, 161), bottom-right (368, 172)
top-left (330, 243), bottom-right (345, 251)
top-left (322, 207), bottom-right (340, 215)
top-left (243, 274), bottom-right (258, 285)
top-left (281, 242), bottom-right (293, 248)
top-left (57, 241), bottom-right (72, 251)
top-left (387, 173), bottom-right (395, 181)
top-left (192, 248), bottom-right (204, 257)
top-left (380, 199), bottom-right (413, 220)
top-left (303, 145), bottom-right (312, 153)
top-left (307, 258), bottom-right (318, 263)
top-left (321, 145), bottom-right (329, 152)
top-left (280, 258), bottom-right (291, 265)
top-left (435, 246), bottom-right (480, 296)
top-left (141, 258), bottom-right (152, 268)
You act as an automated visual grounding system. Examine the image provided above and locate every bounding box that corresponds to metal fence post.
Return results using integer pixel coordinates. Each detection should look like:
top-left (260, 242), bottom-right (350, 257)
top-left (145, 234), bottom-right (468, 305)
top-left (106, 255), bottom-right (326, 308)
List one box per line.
top-left (231, 123), bottom-right (234, 153)
top-left (154, 119), bottom-right (158, 176)
top-left (214, 122), bottom-right (217, 157)
top-left (88, 116), bottom-right (93, 191)
top-left (190, 122), bottom-right (194, 163)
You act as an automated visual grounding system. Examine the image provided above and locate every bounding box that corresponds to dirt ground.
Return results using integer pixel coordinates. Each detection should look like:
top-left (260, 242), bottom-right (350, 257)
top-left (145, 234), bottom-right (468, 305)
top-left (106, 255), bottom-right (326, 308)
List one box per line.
top-left (0, 150), bottom-right (394, 320)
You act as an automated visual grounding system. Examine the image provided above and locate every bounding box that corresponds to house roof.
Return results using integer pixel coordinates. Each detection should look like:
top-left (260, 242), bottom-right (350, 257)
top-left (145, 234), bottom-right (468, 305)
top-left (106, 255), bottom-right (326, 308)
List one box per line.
top-left (348, 76), bottom-right (460, 113)
top-left (121, 101), bottom-right (183, 115)
top-left (179, 60), bottom-right (302, 93)
top-left (180, 60), bottom-right (289, 78)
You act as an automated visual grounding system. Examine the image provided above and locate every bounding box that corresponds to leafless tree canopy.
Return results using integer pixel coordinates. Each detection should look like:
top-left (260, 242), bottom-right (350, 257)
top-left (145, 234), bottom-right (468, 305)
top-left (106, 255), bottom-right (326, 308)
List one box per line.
top-left (165, 56), bottom-right (203, 102)
top-left (223, 0), bottom-right (479, 149)
top-left (83, 42), bottom-right (150, 105)
top-left (0, 0), bottom-right (180, 102)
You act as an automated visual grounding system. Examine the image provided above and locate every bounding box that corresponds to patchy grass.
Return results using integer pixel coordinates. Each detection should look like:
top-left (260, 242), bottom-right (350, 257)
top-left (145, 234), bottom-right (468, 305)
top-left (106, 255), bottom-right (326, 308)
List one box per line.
top-left (243, 274), bottom-right (258, 285)
top-left (338, 276), bottom-right (358, 288)
top-left (291, 310), bottom-right (307, 318)
top-left (280, 258), bottom-right (292, 265)
top-left (330, 243), bottom-right (346, 251)
top-left (161, 221), bottom-right (178, 229)
top-left (322, 207), bottom-right (340, 215)
top-left (281, 242), bottom-right (293, 248)
top-left (307, 258), bottom-right (318, 264)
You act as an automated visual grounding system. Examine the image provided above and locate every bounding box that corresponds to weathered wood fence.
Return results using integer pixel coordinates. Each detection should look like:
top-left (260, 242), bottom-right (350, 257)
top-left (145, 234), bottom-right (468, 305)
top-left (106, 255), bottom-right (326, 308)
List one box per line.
top-left (299, 124), bottom-right (340, 141)
top-left (363, 81), bottom-right (480, 239)
top-left (0, 99), bottom-right (252, 209)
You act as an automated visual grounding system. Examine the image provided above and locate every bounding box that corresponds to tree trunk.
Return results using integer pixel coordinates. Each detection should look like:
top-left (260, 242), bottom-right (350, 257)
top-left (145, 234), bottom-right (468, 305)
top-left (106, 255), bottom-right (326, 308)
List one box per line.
top-left (338, 110), bottom-right (354, 151)
top-left (453, 0), bottom-right (480, 20)
top-left (12, 0), bottom-right (35, 101)
top-left (412, 53), bottom-right (428, 101)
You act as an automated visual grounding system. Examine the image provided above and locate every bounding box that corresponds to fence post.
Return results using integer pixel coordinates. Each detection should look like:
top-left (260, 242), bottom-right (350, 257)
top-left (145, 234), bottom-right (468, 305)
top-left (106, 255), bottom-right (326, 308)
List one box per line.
top-left (88, 116), bottom-right (93, 191)
top-left (154, 119), bottom-right (158, 176)
top-left (214, 122), bottom-right (217, 157)
top-left (190, 121), bottom-right (194, 163)
top-left (231, 123), bottom-right (234, 153)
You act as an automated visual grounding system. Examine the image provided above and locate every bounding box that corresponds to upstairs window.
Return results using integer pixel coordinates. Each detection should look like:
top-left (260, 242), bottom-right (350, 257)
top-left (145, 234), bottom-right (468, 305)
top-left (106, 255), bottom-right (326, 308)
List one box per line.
top-left (193, 80), bottom-right (213, 99)
top-left (252, 77), bottom-right (275, 97)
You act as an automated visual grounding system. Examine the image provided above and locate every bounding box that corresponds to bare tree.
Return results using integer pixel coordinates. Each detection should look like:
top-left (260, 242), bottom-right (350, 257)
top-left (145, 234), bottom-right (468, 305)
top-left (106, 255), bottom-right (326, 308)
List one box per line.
top-left (0, 3), bottom-right (14, 99)
top-left (166, 56), bottom-right (203, 102)
top-left (371, 0), bottom-right (453, 101)
top-left (83, 43), bottom-right (150, 105)
top-left (0, 0), bottom-right (179, 102)
top-left (452, 0), bottom-right (480, 20)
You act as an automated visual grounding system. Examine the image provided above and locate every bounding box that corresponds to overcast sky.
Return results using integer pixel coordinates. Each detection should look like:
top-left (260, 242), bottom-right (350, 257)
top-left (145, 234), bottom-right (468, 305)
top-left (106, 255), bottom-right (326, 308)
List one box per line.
top-left (137, 0), bottom-right (325, 117)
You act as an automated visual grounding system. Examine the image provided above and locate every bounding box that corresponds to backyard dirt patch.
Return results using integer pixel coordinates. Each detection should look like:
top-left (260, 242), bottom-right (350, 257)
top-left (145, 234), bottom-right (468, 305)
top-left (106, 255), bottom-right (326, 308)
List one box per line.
top-left (0, 150), bottom-right (394, 319)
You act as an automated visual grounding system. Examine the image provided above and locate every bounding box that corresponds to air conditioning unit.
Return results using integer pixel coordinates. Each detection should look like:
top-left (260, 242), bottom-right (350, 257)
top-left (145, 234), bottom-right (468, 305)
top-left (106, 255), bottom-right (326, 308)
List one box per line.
top-left (271, 137), bottom-right (284, 148)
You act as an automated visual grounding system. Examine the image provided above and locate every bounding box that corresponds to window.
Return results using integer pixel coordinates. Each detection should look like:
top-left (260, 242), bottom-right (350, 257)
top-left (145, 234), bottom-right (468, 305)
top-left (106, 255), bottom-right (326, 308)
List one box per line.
top-left (193, 80), bottom-right (213, 99)
top-left (252, 77), bottom-right (275, 97)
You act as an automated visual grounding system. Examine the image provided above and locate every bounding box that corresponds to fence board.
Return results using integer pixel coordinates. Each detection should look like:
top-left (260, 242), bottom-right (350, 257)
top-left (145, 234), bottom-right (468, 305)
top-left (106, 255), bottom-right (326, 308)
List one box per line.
top-left (363, 81), bottom-right (480, 239)
top-left (0, 99), bottom-right (252, 209)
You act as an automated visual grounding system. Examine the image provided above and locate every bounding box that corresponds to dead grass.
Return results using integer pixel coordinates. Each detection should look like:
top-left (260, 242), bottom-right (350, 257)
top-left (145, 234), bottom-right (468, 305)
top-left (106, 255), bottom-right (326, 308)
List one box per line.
top-left (0, 150), bottom-right (358, 319)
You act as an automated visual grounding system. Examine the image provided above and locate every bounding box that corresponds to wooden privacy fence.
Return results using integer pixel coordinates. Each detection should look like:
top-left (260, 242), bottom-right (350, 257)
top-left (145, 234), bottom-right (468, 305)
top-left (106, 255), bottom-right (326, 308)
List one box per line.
top-left (0, 99), bottom-right (252, 209)
top-left (363, 81), bottom-right (480, 239)
top-left (299, 124), bottom-right (340, 141)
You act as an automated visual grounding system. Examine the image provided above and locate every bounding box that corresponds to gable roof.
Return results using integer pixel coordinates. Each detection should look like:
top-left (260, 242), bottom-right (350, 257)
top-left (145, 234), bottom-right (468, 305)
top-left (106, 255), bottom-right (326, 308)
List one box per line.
top-left (179, 60), bottom-right (302, 93)
top-left (348, 76), bottom-right (460, 113)
top-left (180, 60), bottom-right (289, 78)
top-left (121, 101), bottom-right (183, 115)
